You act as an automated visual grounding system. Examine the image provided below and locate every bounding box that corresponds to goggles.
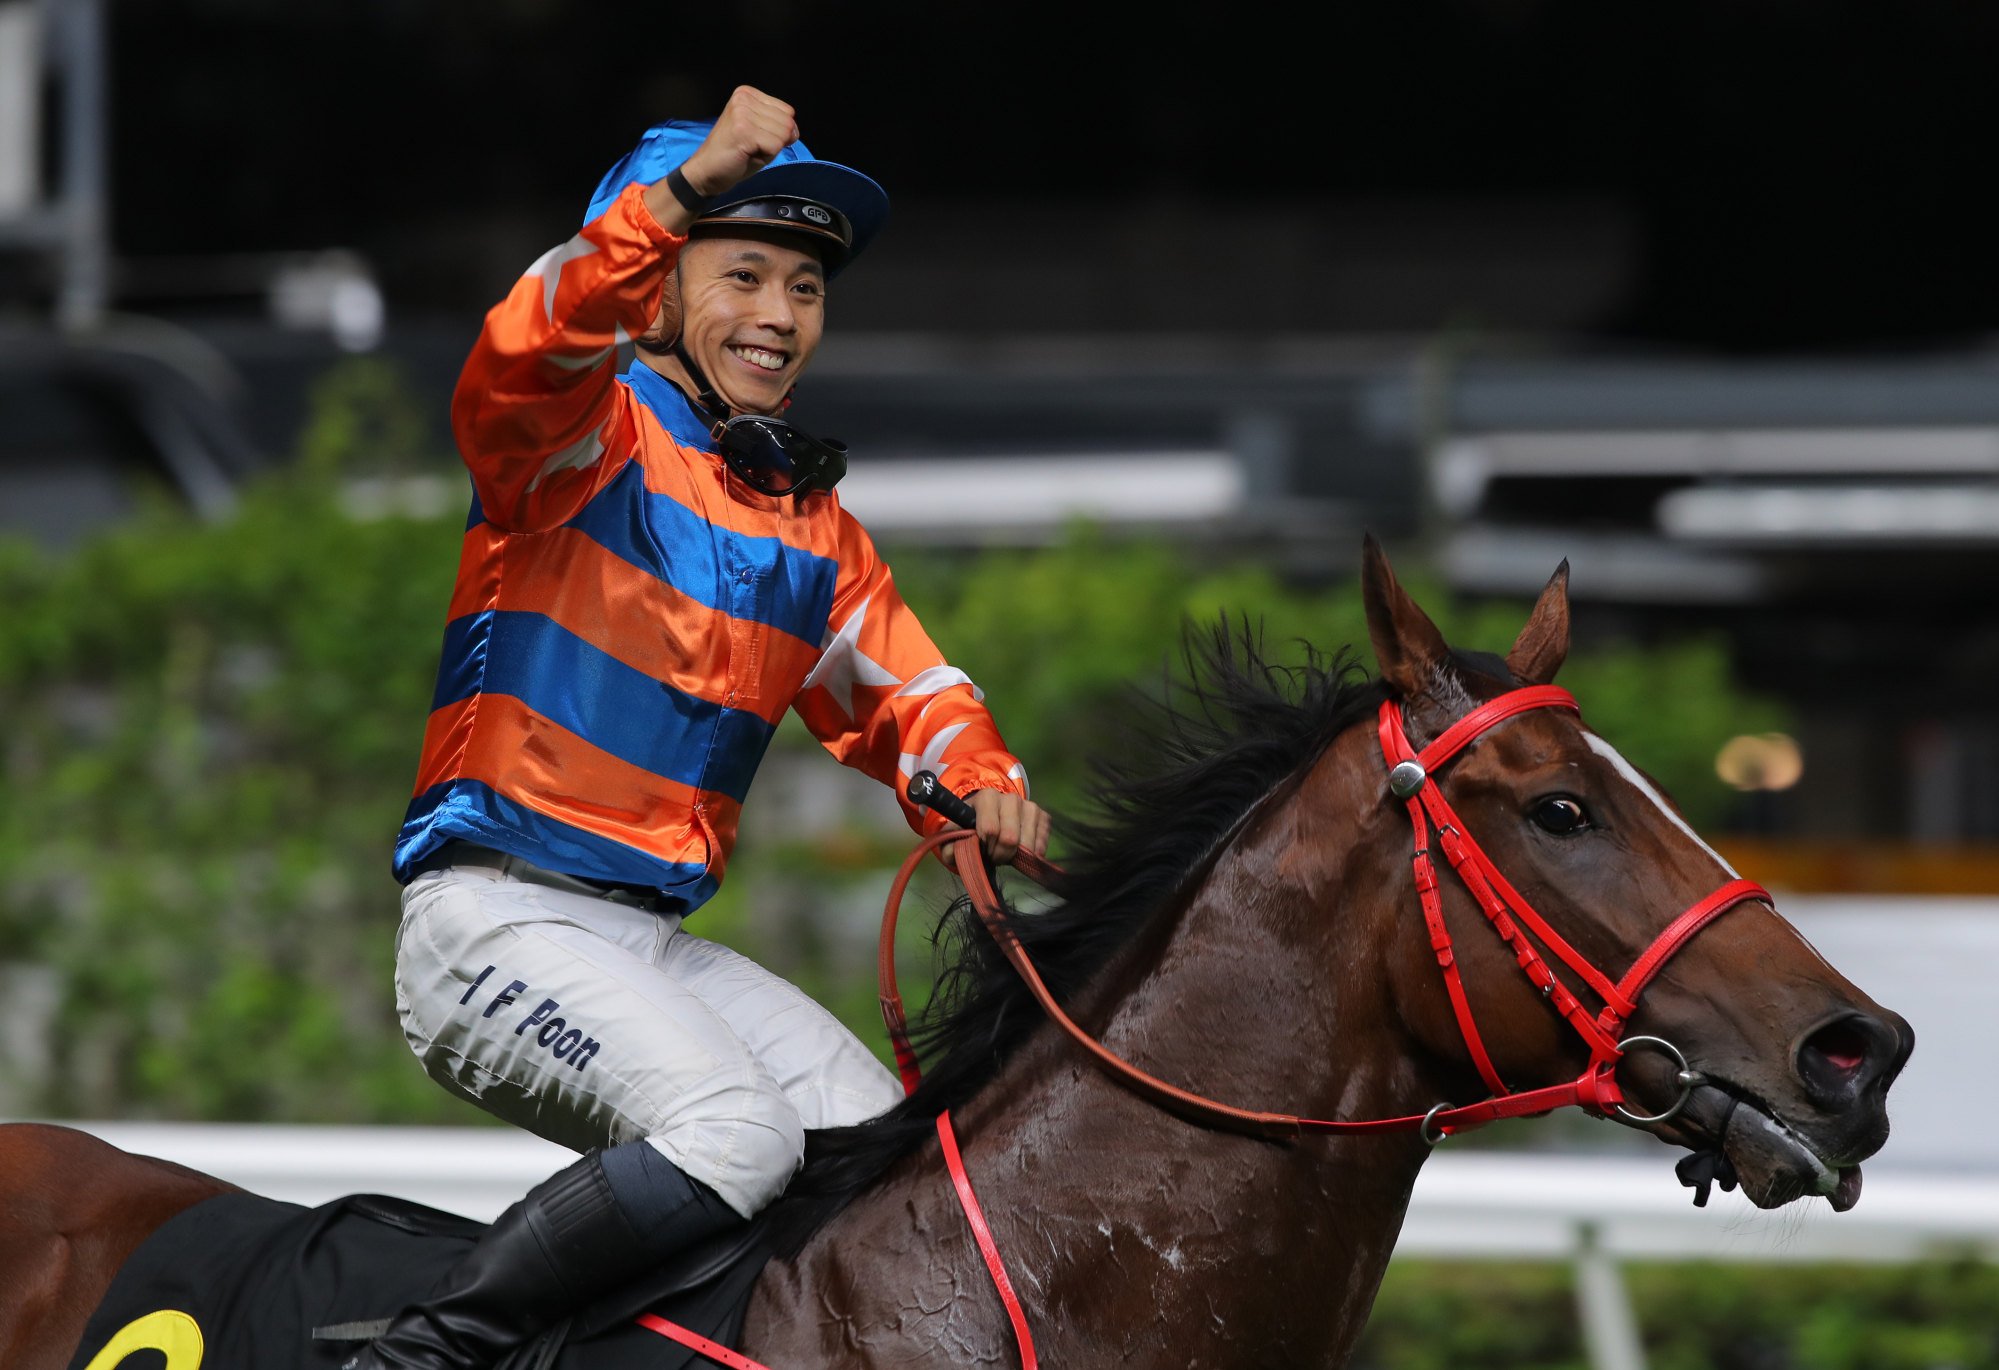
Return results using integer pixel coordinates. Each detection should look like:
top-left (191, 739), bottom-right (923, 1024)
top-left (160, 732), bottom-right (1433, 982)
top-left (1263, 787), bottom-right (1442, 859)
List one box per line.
top-left (714, 414), bottom-right (848, 498)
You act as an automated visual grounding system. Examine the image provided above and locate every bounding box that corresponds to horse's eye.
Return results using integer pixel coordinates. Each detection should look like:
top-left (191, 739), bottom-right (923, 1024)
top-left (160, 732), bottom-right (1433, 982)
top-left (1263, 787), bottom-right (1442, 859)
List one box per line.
top-left (1530, 796), bottom-right (1592, 835)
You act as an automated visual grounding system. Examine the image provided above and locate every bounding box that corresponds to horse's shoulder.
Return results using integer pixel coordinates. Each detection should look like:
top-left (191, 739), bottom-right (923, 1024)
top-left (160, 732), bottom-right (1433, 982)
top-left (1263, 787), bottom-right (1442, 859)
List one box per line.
top-left (0, 1125), bottom-right (232, 1370)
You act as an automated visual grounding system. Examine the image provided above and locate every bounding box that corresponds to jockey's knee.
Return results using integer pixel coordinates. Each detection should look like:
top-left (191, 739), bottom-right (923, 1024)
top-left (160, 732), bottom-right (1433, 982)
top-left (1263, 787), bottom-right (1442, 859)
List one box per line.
top-left (647, 1069), bottom-right (805, 1219)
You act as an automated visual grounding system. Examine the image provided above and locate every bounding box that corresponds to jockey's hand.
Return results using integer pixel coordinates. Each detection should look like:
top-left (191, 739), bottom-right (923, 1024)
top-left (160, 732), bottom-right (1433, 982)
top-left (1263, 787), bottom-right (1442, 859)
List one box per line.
top-left (643, 87), bottom-right (800, 231)
top-left (681, 86), bottom-right (799, 198)
top-left (939, 790), bottom-right (1051, 875)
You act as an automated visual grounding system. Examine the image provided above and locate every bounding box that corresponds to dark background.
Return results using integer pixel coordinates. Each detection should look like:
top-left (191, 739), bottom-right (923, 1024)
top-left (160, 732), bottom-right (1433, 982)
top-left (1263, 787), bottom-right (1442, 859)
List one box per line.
top-left (108, 0), bottom-right (1999, 349)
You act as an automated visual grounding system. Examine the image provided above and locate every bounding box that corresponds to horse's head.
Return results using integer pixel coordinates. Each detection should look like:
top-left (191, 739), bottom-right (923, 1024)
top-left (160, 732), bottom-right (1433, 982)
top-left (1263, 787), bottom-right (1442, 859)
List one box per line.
top-left (1351, 538), bottom-right (1911, 1210)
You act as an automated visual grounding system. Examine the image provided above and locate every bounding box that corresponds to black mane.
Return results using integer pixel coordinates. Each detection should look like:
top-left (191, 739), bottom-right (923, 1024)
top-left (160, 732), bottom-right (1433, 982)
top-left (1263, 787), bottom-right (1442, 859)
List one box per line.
top-left (758, 617), bottom-right (1388, 1254)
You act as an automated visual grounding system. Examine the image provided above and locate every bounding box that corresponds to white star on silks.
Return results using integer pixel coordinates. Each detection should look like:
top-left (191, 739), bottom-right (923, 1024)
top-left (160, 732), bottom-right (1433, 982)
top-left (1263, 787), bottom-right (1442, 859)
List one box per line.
top-left (898, 720), bottom-right (971, 784)
top-left (526, 428), bottom-right (605, 491)
top-left (547, 321), bottom-right (633, 373)
top-left (525, 233), bottom-right (600, 322)
top-left (803, 595), bottom-right (903, 720)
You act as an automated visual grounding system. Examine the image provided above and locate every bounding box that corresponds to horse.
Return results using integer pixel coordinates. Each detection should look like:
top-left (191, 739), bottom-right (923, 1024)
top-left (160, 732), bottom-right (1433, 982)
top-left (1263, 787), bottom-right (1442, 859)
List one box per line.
top-left (0, 540), bottom-right (1912, 1370)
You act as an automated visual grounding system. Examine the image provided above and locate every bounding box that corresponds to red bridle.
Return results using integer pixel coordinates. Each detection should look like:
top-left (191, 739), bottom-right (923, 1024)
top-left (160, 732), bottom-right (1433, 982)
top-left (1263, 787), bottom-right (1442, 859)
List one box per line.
top-left (1375, 684), bottom-right (1770, 1139)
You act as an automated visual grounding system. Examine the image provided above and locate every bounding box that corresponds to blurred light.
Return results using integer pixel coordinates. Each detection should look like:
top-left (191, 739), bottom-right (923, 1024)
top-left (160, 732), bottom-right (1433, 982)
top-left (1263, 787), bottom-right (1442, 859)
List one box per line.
top-left (835, 453), bottom-right (1243, 530)
top-left (1661, 484), bottom-right (1999, 543)
top-left (1715, 733), bottom-right (1803, 792)
top-left (1432, 439), bottom-right (1491, 518)
top-left (269, 250), bottom-right (384, 352)
top-left (1440, 529), bottom-right (1767, 603)
top-left (0, 2), bottom-right (40, 217)
top-left (1438, 428), bottom-right (1999, 483)
top-left (339, 475), bottom-right (461, 522)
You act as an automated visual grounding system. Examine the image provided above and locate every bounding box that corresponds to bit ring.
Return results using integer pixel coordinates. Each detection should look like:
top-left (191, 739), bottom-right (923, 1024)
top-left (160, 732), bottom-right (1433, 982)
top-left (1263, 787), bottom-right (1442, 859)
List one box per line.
top-left (1609, 1034), bottom-right (1706, 1125)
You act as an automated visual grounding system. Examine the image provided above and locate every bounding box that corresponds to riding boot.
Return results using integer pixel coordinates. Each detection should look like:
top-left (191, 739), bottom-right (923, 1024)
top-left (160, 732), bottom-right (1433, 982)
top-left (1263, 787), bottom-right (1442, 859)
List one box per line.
top-left (343, 1145), bottom-right (741, 1370)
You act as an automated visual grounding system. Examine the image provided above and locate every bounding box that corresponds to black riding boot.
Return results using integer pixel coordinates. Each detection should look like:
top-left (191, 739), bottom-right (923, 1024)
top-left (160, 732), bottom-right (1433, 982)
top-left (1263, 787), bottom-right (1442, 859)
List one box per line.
top-left (344, 1146), bottom-right (741, 1370)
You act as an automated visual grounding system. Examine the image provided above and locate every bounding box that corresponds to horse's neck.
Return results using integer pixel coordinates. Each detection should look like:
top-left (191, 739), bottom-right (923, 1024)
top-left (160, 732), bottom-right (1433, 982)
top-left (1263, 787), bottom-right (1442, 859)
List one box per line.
top-left (751, 738), bottom-right (1445, 1368)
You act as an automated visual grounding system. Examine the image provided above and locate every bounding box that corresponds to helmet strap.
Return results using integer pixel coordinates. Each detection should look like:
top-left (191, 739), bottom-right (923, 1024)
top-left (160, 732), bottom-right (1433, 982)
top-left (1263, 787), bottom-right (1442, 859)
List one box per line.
top-left (669, 338), bottom-right (732, 436)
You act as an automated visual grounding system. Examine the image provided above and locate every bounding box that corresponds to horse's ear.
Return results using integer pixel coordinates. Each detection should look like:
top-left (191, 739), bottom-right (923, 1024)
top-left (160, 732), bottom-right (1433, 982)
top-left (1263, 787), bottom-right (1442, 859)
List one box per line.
top-left (1361, 534), bottom-right (1451, 698)
top-left (1506, 559), bottom-right (1571, 685)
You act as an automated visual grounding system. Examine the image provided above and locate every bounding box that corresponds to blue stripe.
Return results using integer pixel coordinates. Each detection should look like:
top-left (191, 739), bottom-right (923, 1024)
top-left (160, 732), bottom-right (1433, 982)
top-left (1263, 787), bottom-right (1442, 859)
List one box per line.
top-left (430, 611), bottom-right (491, 713)
top-left (621, 364), bottom-right (716, 453)
top-left (430, 609), bottom-right (776, 802)
top-left (563, 460), bottom-right (838, 647)
top-left (456, 371), bottom-right (839, 644)
top-left (395, 779), bottom-right (718, 912)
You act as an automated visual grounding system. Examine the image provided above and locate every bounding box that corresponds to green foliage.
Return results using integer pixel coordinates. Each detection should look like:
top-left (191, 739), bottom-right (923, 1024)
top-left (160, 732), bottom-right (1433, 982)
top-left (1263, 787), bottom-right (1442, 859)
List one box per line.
top-left (0, 362), bottom-right (469, 1121)
top-left (0, 358), bottom-right (1786, 1123)
top-left (1356, 1258), bottom-right (1999, 1370)
top-left (1358, 1260), bottom-right (1584, 1370)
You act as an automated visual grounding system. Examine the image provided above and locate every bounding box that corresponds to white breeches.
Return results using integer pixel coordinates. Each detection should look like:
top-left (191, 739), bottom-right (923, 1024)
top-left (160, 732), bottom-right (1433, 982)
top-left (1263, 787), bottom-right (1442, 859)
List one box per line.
top-left (393, 864), bottom-right (903, 1218)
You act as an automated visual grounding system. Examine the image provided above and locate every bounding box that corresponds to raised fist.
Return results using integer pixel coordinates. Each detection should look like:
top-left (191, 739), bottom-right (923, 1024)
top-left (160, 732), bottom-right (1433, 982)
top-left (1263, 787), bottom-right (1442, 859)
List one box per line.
top-left (678, 87), bottom-right (799, 200)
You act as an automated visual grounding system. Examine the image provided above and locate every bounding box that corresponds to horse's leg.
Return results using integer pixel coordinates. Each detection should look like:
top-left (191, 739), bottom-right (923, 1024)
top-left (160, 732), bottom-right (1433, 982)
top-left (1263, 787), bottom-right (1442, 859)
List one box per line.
top-left (0, 1123), bottom-right (234, 1370)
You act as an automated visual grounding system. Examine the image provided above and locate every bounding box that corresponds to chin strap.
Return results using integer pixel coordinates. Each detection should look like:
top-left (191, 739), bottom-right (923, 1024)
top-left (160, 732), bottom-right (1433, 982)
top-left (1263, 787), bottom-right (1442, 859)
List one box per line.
top-left (669, 340), bottom-right (730, 431)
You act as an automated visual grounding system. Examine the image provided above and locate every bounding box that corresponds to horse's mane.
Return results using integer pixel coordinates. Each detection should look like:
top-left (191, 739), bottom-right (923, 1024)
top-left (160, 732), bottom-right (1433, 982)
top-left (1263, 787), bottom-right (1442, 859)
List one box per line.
top-left (757, 616), bottom-right (1388, 1256)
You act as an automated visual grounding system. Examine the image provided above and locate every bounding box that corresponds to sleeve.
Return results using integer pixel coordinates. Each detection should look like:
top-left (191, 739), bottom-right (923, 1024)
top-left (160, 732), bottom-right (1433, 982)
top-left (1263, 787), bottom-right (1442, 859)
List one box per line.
top-left (449, 183), bottom-right (685, 532)
top-left (793, 505), bottom-right (1030, 835)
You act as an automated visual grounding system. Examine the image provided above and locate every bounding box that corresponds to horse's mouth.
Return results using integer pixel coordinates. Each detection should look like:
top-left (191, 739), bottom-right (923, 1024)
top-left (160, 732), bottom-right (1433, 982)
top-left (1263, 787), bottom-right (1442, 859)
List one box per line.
top-left (1657, 1082), bottom-right (1866, 1212)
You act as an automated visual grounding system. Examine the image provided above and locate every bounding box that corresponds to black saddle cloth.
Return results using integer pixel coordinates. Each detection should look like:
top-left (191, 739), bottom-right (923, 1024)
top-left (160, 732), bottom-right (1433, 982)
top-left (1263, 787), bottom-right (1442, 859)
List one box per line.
top-left (66, 1189), bottom-right (774, 1370)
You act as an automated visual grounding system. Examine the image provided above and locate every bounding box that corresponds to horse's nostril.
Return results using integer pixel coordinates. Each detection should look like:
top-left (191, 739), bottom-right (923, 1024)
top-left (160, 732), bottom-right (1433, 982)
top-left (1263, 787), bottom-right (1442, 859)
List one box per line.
top-left (1797, 1012), bottom-right (1901, 1101)
top-left (1806, 1020), bottom-right (1870, 1074)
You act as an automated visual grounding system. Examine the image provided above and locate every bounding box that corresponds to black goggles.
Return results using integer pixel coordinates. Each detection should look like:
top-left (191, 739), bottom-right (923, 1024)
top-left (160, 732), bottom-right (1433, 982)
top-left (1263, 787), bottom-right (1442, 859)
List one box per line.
top-left (714, 414), bottom-right (848, 497)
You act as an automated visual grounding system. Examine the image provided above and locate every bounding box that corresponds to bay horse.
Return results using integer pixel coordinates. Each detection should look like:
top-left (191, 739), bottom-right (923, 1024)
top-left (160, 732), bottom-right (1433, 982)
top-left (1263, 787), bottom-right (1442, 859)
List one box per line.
top-left (0, 542), bottom-right (1911, 1370)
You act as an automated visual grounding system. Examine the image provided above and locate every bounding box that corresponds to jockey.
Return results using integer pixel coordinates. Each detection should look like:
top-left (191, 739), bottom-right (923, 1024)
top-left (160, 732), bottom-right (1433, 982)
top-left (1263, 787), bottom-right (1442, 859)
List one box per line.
top-left (355, 87), bottom-right (1049, 1370)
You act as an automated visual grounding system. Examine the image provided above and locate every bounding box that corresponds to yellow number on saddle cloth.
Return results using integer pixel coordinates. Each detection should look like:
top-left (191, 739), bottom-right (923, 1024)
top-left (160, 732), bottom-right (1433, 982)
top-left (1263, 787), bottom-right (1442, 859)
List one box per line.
top-left (80, 1308), bottom-right (205, 1369)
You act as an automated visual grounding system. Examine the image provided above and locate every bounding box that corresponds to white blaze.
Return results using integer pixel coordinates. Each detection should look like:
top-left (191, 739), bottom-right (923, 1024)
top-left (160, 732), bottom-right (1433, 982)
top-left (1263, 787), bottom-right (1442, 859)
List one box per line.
top-left (1583, 733), bottom-right (1740, 878)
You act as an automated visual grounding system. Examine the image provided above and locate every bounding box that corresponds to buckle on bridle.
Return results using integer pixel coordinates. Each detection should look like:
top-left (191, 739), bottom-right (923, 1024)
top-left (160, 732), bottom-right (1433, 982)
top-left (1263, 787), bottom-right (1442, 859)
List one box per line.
top-left (1420, 1102), bottom-right (1455, 1146)
top-left (1388, 759), bottom-right (1428, 800)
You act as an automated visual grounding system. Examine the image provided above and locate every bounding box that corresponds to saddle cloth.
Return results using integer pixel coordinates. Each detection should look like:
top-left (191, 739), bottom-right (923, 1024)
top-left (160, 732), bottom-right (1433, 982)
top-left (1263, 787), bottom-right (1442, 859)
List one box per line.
top-left (66, 1189), bottom-right (770, 1370)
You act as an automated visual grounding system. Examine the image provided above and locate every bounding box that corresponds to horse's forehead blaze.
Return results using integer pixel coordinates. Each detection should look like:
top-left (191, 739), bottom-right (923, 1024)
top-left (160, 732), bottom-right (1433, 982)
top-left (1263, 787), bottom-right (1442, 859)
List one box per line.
top-left (1454, 714), bottom-right (1733, 877)
top-left (1579, 732), bottom-right (1740, 878)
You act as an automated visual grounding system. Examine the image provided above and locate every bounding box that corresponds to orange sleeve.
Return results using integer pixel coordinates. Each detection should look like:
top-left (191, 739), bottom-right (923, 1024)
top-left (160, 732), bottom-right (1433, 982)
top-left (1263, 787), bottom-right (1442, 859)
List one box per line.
top-left (449, 183), bottom-right (685, 532)
top-left (793, 503), bottom-right (1029, 834)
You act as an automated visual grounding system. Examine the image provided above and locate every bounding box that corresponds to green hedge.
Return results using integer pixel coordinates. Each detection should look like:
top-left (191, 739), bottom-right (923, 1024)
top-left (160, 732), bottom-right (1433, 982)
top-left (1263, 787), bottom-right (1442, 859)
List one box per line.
top-left (1357, 1258), bottom-right (1999, 1370)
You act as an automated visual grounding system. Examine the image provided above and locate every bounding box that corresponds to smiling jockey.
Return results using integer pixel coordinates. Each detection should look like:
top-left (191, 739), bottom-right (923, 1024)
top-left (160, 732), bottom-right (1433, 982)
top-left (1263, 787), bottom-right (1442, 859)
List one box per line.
top-left (355, 87), bottom-right (1049, 1370)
